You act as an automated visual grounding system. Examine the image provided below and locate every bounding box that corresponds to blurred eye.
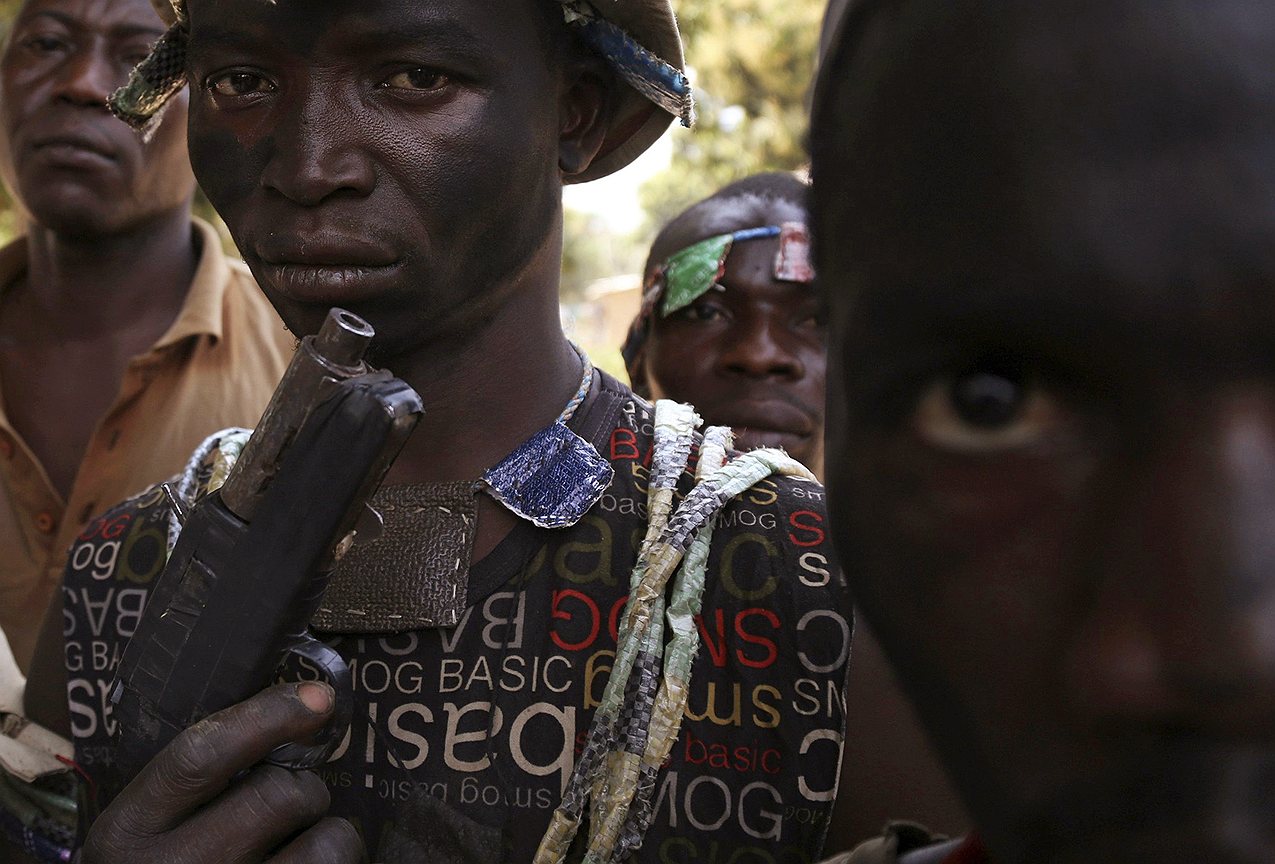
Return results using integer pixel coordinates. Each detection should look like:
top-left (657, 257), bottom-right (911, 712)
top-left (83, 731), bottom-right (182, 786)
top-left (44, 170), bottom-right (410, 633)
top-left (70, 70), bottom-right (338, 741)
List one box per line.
top-left (914, 360), bottom-right (1062, 451)
top-left (208, 71), bottom-right (274, 98)
top-left (677, 297), bottom-right (729, 323)
top-left (796, 309), bottom-right (827, 332)
top-left (120, 45), bottom-right (154, 68)
top-left (25, 35), bottom-right (68, 54)
top-left (381, 68), bottom-right (449, 91)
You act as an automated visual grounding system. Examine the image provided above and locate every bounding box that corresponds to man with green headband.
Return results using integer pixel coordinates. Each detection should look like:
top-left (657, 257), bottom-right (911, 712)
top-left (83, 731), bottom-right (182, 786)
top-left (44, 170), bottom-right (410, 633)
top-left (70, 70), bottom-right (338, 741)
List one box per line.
top-left (624, 173), bottom-right (826, 474)
top-left (22, 1), bottom-right (854, 862)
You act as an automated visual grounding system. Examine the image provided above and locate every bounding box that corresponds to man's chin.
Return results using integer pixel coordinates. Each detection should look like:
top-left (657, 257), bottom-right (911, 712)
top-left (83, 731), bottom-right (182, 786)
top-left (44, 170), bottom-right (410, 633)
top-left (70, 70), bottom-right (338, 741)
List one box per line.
top-left (26, 199), bottom-right (124, 240)
top-left (734, 428), bottom-right (813, 462)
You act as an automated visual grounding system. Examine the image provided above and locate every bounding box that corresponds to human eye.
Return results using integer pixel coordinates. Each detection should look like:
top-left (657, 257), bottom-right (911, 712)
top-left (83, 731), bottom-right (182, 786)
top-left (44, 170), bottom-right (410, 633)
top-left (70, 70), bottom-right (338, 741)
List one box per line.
top-left (205, 70), bottom-right (275, 103)
top-left (796, 305), bottom-right (828, 332)
top-left (380, 67), bottom-right (451, 92)
top-left (675, 295), bottom-right (730, 324)
top-left (913, 355), bottom-right (1064, 452)
top-left (23, 32), bottom-right (69, 55)
top-left (119, 43), bottom-right (155, 68)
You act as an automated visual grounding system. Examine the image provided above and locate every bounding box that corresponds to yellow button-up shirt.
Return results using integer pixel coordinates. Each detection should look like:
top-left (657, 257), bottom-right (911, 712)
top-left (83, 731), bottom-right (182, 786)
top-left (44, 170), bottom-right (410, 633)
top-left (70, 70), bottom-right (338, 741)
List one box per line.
top-left (0, 218), bottom-right (295, 672)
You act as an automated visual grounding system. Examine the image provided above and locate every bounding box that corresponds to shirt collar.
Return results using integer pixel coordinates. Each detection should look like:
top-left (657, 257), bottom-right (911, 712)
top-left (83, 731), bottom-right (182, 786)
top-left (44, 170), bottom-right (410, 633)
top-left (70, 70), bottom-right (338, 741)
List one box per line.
top-left (0, 216), bottom-right (231, 352)
top-left (151, 217), bottom-right (232, 350)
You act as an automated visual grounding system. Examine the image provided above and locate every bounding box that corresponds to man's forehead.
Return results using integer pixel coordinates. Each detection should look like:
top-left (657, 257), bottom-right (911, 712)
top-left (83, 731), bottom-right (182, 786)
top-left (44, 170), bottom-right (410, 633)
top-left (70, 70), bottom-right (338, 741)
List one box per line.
top-left (675, 197), bottom-right (804, 246)
top-left (823, 0), bottom-right (1275, 188)
top-left (821, 0), bottom-right (1275, 326)
top-left (17, 0), bottom-right (166, 32)
top-left (185, 0), bottom-right (525, 37)
top-left (182, 0), bottom-right (551, 84)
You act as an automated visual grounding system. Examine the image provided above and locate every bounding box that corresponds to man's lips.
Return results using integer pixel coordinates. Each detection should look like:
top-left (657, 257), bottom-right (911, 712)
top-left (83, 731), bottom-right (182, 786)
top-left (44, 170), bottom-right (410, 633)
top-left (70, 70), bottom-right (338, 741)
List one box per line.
top-left (716, 399), bottom-right (816, 438)
top-left (255, 234), bottom-right (400, 268)
top-left (31, 132), bottom-right (119, 165)
top-left (256, 261), bottom-right (404, 302)
top-left (252, 234), bottom-right (405, 302)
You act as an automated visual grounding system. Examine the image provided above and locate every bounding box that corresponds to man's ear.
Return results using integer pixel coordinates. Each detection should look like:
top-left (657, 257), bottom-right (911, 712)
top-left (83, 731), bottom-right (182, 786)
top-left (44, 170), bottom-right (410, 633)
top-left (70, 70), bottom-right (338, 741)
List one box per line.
top-left (558, 63), bottom-right (612, 179)
top-left (626, 342), bottom-right (653, 399)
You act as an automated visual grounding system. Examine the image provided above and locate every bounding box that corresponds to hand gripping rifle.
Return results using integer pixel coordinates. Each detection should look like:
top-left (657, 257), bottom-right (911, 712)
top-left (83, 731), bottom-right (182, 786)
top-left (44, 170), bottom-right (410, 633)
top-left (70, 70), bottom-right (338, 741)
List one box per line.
top-left (108, 308), bottom-right (423, 785)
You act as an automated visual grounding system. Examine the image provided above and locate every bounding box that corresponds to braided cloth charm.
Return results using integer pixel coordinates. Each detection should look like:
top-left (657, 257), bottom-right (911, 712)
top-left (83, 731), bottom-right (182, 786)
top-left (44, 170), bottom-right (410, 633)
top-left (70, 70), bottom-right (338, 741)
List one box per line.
top-left (534, 401), bottom-right (816, 864)
top-left (108, 13), bottom-right (189, 139)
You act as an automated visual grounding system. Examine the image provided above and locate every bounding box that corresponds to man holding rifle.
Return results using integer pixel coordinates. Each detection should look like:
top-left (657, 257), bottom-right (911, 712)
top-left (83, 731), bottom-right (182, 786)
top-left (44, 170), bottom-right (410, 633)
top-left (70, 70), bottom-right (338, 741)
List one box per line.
top-left (25, 0), bottom-right (854, 862)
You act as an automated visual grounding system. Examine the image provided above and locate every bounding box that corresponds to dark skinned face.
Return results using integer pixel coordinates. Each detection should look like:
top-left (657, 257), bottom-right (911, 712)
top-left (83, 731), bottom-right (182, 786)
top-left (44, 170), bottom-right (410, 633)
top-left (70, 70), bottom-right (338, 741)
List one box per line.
top-left (816, 2), bottom-right (1275, 862)
top-left (184, 0), bottom-right (600, 352)
top-left (642, 197), bottom-right (826, 467)
top-left (0, 0), bottom-right (194, 237)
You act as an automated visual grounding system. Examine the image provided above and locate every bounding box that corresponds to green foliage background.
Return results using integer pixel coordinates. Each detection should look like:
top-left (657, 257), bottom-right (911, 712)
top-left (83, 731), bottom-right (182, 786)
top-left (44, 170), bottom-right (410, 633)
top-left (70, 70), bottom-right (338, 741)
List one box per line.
top-left (640, 0), bottom-right (822, 227)
top-left (561, 0), bottom-right (823, 299)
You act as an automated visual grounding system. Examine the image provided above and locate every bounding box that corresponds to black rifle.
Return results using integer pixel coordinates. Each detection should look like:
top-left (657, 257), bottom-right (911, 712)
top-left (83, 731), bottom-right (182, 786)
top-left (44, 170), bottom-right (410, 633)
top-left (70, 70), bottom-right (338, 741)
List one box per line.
top-left (109, 308), bottom-right (422, 786)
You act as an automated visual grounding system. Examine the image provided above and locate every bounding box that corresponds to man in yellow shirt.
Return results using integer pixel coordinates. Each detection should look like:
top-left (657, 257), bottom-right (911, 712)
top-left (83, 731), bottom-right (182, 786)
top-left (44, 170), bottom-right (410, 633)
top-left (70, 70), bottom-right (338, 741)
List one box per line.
top-left (0, 0), bottom-right (294, 673)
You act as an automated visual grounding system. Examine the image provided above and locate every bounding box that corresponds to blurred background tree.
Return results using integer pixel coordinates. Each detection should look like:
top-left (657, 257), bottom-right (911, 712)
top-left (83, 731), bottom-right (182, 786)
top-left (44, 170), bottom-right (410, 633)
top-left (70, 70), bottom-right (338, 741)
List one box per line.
top-left (0, 0), bottom-right (20, 242)
top-left (560, 0), bottom-right (822, 377)
top-left (638, 0), bottom-right (822, 229)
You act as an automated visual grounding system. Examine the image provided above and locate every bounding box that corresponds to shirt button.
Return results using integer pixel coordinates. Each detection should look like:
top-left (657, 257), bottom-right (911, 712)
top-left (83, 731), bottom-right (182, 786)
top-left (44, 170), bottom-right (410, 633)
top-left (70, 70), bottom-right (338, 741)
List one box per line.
top-left (35, 511), bottom-right (56, 534)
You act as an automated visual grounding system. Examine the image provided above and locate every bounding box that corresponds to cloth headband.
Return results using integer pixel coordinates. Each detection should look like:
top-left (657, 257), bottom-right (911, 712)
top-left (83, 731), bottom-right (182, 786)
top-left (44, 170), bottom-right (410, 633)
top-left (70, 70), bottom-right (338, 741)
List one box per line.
top-left (109, 0), bottom-right (693, 138)
top-left (621, 221), bottom-right (815, 372)
top-left (655, 221), bottom-right (815, 318)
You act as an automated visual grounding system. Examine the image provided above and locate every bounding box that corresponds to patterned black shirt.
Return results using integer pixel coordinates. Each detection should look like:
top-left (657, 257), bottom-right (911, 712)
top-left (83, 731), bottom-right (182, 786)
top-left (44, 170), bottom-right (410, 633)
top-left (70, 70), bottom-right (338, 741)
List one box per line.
top-left (62, 372), bottom-right (852, 863)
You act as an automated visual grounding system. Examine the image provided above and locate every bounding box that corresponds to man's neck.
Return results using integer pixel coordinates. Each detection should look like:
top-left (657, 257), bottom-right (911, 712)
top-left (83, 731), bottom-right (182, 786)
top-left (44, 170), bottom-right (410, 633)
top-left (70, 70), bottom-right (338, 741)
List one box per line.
top-left (373, 263), bottom-right (583, 562)
top-left (380, 294), bottom-right (583, 488)
top-left (19, 206), bottom-right (197, 340)
top-left (0, 205), bottom-right (200, 498)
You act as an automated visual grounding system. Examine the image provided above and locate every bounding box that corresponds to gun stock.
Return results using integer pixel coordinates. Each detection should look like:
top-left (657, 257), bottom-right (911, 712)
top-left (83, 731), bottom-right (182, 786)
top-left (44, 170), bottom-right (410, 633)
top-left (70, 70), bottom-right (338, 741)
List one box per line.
top-left (108, 308), bottom-right (422, 790)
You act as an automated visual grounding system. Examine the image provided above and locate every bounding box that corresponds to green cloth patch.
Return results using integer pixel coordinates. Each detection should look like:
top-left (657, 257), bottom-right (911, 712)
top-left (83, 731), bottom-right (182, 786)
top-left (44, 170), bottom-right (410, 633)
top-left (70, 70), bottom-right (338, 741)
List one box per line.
top-left (659, 233), bottom-right (733, 316)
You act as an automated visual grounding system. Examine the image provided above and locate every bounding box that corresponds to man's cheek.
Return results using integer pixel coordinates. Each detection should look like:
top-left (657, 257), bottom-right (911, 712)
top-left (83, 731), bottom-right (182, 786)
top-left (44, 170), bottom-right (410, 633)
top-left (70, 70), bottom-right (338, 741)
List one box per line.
top-left (189, 124), bottom-right (270, 213)
top-left (854, 440), bottom-right (1089, 622)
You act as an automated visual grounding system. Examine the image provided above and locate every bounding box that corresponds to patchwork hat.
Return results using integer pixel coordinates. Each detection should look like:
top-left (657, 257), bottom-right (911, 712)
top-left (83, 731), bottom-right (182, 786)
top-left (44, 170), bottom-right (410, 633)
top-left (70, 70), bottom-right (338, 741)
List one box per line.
top-left (131, 0), bottom-right (692, 183)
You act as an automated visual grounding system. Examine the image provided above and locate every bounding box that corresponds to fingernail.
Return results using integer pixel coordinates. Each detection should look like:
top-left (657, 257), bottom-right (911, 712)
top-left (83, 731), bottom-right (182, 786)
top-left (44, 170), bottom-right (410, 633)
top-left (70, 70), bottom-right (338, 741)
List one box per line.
top-left (298, 681), bottom-right (333, 714)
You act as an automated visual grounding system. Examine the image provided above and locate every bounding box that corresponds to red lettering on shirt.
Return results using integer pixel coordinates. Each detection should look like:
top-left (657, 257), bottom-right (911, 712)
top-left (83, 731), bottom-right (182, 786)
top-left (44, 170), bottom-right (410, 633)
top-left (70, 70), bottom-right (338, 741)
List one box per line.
top-left (550, 589), bottom-right (600, 652)
top-left (697, 610), bottom-right (728, 667)
top-left (735, 609), bottom-right (780, 669)
top-left (610, 428), bottom-right (640, 461)
top-left (788, 510), bottom-right (826, 547)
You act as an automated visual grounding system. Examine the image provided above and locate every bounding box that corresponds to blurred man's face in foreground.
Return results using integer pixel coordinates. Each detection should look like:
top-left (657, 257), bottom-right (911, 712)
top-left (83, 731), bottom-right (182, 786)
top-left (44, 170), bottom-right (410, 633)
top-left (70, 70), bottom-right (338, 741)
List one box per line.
top-left (813, 2), bottom-right (1275, 861)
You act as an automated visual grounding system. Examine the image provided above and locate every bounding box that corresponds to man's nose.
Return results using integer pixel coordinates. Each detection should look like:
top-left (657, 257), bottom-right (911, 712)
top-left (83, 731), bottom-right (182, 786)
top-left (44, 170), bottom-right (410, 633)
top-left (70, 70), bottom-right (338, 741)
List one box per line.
top-left (1066, 386), bottom-right (1275, 733)
top-left (719, 315), bottom-right (805, 380)
top-left (55, 44), bottom-right (119, 108)
top-left (260, 89), bottom-right (375, 206)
